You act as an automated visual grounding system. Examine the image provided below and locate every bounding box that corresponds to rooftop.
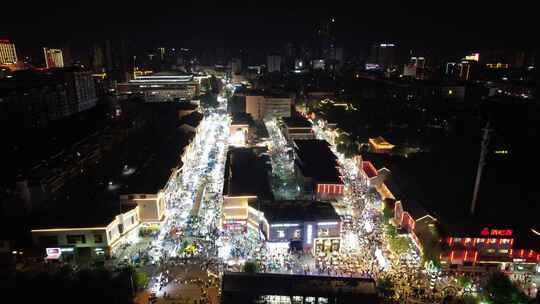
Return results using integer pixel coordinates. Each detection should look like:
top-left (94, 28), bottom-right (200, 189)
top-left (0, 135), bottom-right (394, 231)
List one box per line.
top-left (176, 102), bottom-right (199, 111)
top-left (259, 200), bottom-right (340, 222)
top-left (152, 71), bottom-right (191, 77)
top-left (231, 112), bottom-right (254, 126)
top-left (30, 103), bottom-right (196, 229)
top-left (221, 272), bottom-right (378, 304)
top-left (32, 199), bottom-right (137, 230)
top-left (120, 128), bottom-right (193, 195)
top-left (282, 114), bottom-right (312, 129)
top-left (223, 147), bottom-right (272, 199)
top-left (362, 161), bottom-right (378, 178)
top-left (293, 139), bottom-right (342, 184)
top-left (179, 111), bottom-right (203, 129)
top-left (369, 136), bottom-right (395, 149)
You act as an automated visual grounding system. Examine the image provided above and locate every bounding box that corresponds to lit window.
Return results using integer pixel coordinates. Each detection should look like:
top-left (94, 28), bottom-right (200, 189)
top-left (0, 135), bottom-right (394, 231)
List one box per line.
top-left (277, 230), bottom-right (285, 238)
top-left (318, 297), bottom-right (329, 304)
top-left (318, 228), bottom-right (330, 237)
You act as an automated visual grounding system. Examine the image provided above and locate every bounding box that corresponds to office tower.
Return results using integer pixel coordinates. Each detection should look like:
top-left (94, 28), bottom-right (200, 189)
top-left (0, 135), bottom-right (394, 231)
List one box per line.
top-left (91, 43), bottom-right (105, 72)
top-left (368, 43), bottom-right (396, 69)
top-left (267, 54), bottom-right (282, 73)
top-left (282, 43), bottom-right (295, 71)
top-left (0, 39), bottom-right (18, 64)
top-left (43, 47), bottom-right (64, 68)
top-left (231, 57), bottom-right (242, 75)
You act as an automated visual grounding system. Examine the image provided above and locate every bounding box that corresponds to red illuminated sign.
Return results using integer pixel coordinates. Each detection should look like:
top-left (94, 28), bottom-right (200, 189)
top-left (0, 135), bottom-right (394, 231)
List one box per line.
top-left (480, 228), bottom-right (513, 236)
top-left (491, 229), bottom-right (513, 236)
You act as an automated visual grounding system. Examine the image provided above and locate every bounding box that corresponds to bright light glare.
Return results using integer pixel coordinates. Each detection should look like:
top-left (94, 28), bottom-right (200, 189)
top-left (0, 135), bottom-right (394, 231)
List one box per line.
top-left (228, 129), bottom-right (245, 146)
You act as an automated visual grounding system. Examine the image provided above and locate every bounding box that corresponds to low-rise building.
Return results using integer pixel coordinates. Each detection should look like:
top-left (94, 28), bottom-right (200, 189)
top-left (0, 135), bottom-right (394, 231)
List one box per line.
top-left (261, 200), bottom-right (342, 254)
top-left (293, 139), bottom-right (344, 201)
top-left (229, 113), bottom-right (254, 147)
top-left (31, 204), bottom-right (141, 261)
top-left (360, 160), bottom-right (390, 187)
top-left (439, 226), bottom-right (540, 270)
top-left (117, 71), bottom-right (199, 102)
top-left (368, 136), bottom-right (395, 153)
top-left (222, 147), bottom-right (273, 234)
top-left (221, 272), bottom-right (378, 304)
top-left (30, 108), bottom-right (203, 261)
top-left (281, 114), bottom-right (315, 141)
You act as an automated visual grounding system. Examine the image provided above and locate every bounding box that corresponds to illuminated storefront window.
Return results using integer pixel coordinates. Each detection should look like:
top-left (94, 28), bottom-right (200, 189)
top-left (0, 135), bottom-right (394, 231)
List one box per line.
top-left (260, 295), bottom-right (292, 304)
top-left (318, 228), bottom-right (330, 237)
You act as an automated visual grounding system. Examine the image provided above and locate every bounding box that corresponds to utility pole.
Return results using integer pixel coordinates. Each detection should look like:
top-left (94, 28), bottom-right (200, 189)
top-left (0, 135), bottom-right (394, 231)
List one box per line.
top-left (470, 121), bottom-right (492, 214)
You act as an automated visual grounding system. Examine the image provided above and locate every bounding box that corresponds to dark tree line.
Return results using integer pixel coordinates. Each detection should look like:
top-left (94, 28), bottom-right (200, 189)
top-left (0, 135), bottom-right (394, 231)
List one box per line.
top-left (0, 266), bottom-right (139, 304)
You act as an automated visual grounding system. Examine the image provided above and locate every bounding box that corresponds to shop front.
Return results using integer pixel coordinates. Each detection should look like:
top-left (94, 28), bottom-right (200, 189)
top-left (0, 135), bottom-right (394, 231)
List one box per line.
top-left (314, 238), bottom-right (341, 255)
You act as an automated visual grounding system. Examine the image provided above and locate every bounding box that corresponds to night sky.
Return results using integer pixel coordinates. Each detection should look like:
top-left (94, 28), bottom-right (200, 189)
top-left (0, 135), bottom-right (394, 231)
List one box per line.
top-left (2, 1), bottom-right (538, 55)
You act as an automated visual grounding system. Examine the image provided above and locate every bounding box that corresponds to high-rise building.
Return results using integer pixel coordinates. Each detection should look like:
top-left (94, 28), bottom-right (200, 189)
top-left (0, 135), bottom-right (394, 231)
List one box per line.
top-left (103, 39), bottom-right (131, 82)
top-left (267, 54), bottom-right (281, 73)
top-left (0, 67), bottom-right (98, 129)
top-left (403, 56), bottom-right (426, 79)
top-left (315, 18), bottom-right (336, 60)
top-left (43, 47), bottom-right (64, 68)
top-left (327, 46), bottom-right (344, 71)
top-left (0, 39), bottom-right (18, 64)
top-left (368, 43), bottom-right (396, 70)
top-left (231, 57), bottom-right (242, 75)
top-left (410, 56), bottom-right (425, 69)
top-left (52, 68), bottom-right (99, 112)
top-left (282, 43), bottom-right (295, 71)
top-left (91, 43), bottom-right (105, 72)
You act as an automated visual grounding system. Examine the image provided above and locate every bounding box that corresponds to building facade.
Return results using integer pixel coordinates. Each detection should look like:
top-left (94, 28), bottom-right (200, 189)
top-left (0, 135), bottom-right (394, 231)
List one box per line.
top-left (31, 206), bottom-right (141, 261)
top-left (267, 55), bottom-right (281, 73)
top-left (263, 201), bottom-right (342, 254)
top-left (0, 39), bottom-right (17, 64)
top-left (117, 72), bottom-right (199, 102)
top-left (293, 140), bottom-right (344, 201)
top-left (281, 115), bottom-right (315, 141)
top-left (264, 97), bottom-right (292, 119)
top-left (43, 47), bottom-right (64, 68)
top-left (244, 94), bottom-right (292, 121)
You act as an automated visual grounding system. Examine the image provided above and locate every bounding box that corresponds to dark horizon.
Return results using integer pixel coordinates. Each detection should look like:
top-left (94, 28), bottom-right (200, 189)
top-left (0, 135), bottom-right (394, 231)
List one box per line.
top-left (2, 1), bottom-right (539, 60)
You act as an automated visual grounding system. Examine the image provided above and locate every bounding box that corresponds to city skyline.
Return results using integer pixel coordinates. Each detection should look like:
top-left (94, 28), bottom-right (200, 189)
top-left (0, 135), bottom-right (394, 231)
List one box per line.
top-left (2, 1), bottom-right (539, 54)
top-left (1, 3), bottom-right (539, 304)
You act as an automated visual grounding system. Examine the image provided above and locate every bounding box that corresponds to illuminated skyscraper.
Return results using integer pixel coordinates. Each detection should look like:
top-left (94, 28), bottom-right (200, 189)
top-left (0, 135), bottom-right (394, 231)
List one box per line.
top-left (43, 47), bottom-right (64, 68)
top-left (0, 39), bottom-right (18, 64)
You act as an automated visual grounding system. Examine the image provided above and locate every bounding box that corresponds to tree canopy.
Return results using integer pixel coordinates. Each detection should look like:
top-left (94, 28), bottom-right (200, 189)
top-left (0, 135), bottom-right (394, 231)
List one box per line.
top-left (0, 266), bottom-right (136, 304)
top-left (242, 260), bottom-right (259, 274)
top-left (481, 271), bottom-right (529, 304)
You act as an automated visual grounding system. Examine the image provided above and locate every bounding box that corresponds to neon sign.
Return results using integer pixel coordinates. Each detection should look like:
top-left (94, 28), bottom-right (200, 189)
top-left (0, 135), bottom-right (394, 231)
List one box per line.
top-left (481, 228), bottom-right (513, 236)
